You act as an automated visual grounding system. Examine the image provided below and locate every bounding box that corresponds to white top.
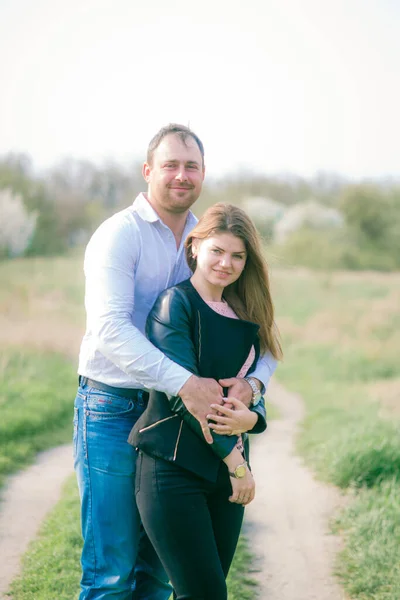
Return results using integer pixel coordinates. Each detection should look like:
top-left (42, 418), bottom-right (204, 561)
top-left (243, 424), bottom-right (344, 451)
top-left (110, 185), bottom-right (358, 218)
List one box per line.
top-left (78, 193), bottom-right (277, 396)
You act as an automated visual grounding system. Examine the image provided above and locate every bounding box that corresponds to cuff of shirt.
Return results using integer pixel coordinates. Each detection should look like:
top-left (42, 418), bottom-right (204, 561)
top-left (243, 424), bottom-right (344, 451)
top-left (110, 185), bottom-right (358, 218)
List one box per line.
top-left (250, 358), bottom-right (277, 394)
top-left (160, 365), bottom-right (193, 397)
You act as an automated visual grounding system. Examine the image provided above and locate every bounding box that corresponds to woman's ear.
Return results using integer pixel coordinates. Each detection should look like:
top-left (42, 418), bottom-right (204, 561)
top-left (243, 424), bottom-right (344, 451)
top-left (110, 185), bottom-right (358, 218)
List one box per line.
top-left (192, 240), bottom-right (199, 258)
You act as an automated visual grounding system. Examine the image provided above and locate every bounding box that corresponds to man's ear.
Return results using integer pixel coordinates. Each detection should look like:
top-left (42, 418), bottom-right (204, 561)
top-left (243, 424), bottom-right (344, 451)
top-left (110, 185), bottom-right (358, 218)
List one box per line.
top-left (142, 162), bottom-right (151, 183)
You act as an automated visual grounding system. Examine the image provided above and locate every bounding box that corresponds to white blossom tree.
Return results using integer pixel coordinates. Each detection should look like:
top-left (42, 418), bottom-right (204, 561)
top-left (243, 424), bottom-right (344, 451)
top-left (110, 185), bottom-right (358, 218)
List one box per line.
top-left (0, 188), bottom-right (37, 257)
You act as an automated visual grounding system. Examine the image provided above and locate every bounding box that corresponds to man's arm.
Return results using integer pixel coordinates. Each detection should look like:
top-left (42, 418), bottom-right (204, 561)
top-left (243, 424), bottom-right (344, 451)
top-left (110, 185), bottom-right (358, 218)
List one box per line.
top-left (84, 215), bottom-right (191, 396)
top-left (219, 351), bottom-right (278, 406)
top-left (247, 351), bottom-right (278, 394)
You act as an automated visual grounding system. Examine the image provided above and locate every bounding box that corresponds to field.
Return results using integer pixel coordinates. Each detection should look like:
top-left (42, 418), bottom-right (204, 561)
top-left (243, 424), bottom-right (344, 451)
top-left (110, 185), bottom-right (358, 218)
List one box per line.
top-left (0, 254), bottom-right (84, 488)
top-left (272, 267), bottom-right (400, 599)
top-left (1, 253), bottom-right (400, 599)
top-left (0, 253), bottom-right (257, 599)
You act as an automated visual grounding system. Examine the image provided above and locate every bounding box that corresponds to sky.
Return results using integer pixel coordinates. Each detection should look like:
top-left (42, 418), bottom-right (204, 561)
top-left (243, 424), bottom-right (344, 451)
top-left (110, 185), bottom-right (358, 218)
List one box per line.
top-left (0, 0), bottom-right (399, 179)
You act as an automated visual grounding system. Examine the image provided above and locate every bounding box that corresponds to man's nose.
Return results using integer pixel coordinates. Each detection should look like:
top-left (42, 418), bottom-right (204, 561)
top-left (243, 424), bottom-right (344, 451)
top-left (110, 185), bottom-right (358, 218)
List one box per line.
top-left (174, 167), bottom-right (188, 182)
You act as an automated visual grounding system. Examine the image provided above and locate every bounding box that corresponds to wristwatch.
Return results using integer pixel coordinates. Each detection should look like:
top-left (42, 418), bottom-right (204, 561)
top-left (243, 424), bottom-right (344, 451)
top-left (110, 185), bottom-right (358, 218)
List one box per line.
top-left (228, 462), bottom-right (247, 479)
top-left (244, 376), bottom-right (263, 406)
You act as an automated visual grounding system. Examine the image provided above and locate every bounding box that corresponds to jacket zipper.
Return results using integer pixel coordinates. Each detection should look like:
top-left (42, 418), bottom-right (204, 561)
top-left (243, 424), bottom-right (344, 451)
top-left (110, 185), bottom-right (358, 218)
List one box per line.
top-left (139, 414), bottom-right (178, 433)
top-left (197, 310), bottom-right (202, 363)
top-left (173, 420), bottom-right (184, 461)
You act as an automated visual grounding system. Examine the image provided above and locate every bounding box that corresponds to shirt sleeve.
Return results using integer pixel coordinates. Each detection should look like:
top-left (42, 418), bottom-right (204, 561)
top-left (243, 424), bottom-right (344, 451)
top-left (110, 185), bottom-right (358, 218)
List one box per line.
top-left (84, 214), bottom-right (192, 396)
top-left (249, 351), bottom-right (278, 393)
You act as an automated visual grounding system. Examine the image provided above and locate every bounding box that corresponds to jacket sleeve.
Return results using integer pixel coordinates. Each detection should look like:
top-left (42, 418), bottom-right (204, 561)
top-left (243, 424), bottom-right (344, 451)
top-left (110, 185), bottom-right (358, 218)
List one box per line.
top-left (249, 398), bottom-right (267, 434)
top-left (146, 287), bottom-right (238, 459)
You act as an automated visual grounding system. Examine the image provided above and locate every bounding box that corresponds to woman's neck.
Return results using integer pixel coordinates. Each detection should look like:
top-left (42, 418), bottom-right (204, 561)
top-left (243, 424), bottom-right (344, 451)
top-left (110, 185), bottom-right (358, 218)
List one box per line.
top-left (190, 273), bottom-right (223, 302)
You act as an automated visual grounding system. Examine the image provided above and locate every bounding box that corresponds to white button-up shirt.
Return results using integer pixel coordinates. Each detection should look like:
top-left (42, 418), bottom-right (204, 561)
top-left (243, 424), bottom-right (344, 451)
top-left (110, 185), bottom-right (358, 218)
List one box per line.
top-left (78, 193), bottom-right (277, 396)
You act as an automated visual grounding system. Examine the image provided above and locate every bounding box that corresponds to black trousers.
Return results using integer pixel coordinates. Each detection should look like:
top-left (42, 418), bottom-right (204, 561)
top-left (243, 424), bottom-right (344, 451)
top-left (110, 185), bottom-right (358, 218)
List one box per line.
top-left (135, 451), bottom-right (245, 600)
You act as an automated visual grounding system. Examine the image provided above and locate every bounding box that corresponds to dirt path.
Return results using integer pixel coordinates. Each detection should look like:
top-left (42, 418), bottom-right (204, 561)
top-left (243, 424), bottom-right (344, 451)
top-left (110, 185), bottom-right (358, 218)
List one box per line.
top-left (0, 382), bottom-right (346, 599)
top-left (0, 444), bottom-right (74, 598)
top-left (245, 379), bottom-right (346, 600)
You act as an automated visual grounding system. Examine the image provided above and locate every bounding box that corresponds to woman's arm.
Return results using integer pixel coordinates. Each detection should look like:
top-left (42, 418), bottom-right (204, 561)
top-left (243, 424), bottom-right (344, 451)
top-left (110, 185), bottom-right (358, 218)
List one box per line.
top-left (146, 287), bottom-right (238, 460)
top-left (223, 447), bottom-right (255, 506)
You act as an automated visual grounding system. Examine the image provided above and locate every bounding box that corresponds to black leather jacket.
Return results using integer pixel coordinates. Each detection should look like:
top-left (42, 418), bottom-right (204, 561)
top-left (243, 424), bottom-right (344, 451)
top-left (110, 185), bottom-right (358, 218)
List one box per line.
top-left (129, 279), bottom-right (267, 482)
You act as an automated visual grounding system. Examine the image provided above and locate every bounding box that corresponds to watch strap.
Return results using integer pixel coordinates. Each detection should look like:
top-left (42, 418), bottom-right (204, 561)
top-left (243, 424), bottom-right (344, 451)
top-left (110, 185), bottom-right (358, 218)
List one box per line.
top-left (245, 376), bottom-right (262, 406)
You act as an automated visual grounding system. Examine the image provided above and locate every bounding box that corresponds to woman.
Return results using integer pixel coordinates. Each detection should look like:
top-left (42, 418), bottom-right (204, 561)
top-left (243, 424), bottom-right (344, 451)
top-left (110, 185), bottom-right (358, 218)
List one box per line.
top-left (129, 203), bottom-right (282, 600)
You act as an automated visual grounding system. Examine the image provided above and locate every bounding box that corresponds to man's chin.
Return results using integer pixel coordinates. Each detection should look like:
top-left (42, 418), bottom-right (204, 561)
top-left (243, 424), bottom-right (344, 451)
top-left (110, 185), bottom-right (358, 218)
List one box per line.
top-left (166, 192), bottom-right (198, 212)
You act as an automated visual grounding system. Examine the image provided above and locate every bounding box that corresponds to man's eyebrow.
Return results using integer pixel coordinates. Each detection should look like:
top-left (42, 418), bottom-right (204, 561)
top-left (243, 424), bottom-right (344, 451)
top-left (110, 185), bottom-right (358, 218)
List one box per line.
top-left (162, 159), bottom-right (201, 165)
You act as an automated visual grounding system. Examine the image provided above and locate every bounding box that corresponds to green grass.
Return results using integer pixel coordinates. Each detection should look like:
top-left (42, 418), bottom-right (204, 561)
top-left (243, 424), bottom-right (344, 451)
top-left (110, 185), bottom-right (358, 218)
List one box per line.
top-left (273, 268), bottom-right (400, 600)
top-left (7, 476), bottom-right (257, 600)
top-left (0, 252), bottom-right (84, 324)
top-left (333, 479), bottom-right (400, 599)
top-left (6, 477), bottom-right (82, 600)
top-left (0, 348), bottom-right (77, 488)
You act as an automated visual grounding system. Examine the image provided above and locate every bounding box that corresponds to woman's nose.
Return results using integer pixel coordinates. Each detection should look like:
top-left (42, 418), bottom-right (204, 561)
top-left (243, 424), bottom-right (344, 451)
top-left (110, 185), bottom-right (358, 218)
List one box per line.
top-left (220, 255), bottom-right (232, 267)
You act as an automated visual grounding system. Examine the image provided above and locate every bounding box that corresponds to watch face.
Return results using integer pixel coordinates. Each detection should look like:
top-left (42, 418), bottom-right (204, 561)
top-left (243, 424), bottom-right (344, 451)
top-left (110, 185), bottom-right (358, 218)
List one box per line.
top-left (235, 465), bottom-right (247, 478)
top-left (252, 393), bottom-right (262, 407)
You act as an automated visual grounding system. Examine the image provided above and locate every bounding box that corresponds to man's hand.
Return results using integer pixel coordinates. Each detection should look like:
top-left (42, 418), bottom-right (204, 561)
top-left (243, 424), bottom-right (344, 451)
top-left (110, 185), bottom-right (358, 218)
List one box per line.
top-left (178, 375), bottom-right (223, 444)
top-left (218, 377), bottom-right (254, 408)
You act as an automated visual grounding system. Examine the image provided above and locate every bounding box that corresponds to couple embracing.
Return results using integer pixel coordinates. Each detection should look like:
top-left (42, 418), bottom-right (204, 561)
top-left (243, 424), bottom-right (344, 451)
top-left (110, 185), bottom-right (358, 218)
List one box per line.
top-left (74, 123), bottom-right (282, 600)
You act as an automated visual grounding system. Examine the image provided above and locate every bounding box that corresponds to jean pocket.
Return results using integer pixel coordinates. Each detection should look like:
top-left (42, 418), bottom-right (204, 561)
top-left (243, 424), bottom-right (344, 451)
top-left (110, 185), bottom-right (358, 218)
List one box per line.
top-left (73, 407), bottom-right (79, 458)
top-left (85, 389), bottom-right (135, 418)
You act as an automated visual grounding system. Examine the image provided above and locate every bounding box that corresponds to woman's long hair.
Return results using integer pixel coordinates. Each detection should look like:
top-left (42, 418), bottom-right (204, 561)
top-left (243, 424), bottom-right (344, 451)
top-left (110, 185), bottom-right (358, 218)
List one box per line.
top-left (185, 203), bottom-right (282, 360)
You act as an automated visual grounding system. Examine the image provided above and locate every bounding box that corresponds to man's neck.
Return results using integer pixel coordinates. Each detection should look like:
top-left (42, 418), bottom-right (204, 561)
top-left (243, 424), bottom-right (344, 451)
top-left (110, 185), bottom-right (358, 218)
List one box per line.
top-left (144, 194), bottom-right (189, 249)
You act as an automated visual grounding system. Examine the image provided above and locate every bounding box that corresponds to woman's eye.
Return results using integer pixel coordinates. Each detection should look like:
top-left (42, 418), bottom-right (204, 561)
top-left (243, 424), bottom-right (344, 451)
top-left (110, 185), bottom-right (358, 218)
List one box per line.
top-left (211, 249), bottom-right (221, 254)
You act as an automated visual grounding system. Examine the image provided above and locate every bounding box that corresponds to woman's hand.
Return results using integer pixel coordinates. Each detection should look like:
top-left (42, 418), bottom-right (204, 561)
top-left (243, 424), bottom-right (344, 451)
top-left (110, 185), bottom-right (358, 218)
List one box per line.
top-left (223, 448), bottom-right (255, 505)
top-left (207, 397), bottom-right (258, 436)
top-left (229, 468), bottom-right (255, 506)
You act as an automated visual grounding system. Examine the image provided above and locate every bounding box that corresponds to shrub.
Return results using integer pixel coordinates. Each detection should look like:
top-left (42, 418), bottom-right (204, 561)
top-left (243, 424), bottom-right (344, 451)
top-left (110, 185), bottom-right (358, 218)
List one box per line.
top-left (0, 188), bottom-right (37, 257)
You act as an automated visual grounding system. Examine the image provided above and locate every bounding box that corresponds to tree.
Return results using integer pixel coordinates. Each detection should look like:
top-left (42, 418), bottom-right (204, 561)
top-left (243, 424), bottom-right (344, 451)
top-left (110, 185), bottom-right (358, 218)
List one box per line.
top-left (339, 185), bottom-right (391, 242)
top-left (0, 188), bottom-right (37, 257)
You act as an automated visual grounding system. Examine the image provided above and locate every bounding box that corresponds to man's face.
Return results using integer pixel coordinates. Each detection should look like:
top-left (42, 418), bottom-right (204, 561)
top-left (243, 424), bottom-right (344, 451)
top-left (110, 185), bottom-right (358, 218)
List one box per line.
top-left (143, 134), bottom-right (205, 214)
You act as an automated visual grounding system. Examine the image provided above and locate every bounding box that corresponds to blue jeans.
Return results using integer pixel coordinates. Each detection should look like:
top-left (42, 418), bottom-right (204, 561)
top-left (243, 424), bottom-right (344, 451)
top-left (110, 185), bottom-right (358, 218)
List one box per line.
top-left (74, 382), bottom-right (172, 600)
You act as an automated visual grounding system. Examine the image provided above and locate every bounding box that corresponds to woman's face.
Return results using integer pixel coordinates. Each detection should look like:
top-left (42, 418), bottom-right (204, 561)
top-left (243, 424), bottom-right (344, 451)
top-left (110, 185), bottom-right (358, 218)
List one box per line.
top-left (192, 232), bottom-right (247, 290)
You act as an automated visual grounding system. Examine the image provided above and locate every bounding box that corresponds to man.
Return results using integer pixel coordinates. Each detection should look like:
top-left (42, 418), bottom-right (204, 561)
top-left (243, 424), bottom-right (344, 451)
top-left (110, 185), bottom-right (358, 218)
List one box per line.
top-left (74, 124), bottom-right (277, 599)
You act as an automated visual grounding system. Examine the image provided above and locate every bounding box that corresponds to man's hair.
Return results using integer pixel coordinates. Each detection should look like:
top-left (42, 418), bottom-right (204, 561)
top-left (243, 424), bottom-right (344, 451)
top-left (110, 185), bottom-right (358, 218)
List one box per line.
top-left (147, 123), bottom-right (205, 166)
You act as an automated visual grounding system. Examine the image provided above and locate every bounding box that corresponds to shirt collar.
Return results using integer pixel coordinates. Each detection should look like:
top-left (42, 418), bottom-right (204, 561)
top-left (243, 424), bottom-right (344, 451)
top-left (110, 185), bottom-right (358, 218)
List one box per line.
top-left (132, 193), bottom-right (198, 231)
top-left (132, 193), bottom-right (160, 223)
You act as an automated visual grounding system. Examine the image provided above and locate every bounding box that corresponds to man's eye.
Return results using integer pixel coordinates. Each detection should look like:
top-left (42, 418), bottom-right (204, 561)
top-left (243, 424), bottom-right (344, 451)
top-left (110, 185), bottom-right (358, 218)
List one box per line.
top-left (211, 249), bottom-right (221, 254)
top-left (187, 165), bottom-right (198, 170)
